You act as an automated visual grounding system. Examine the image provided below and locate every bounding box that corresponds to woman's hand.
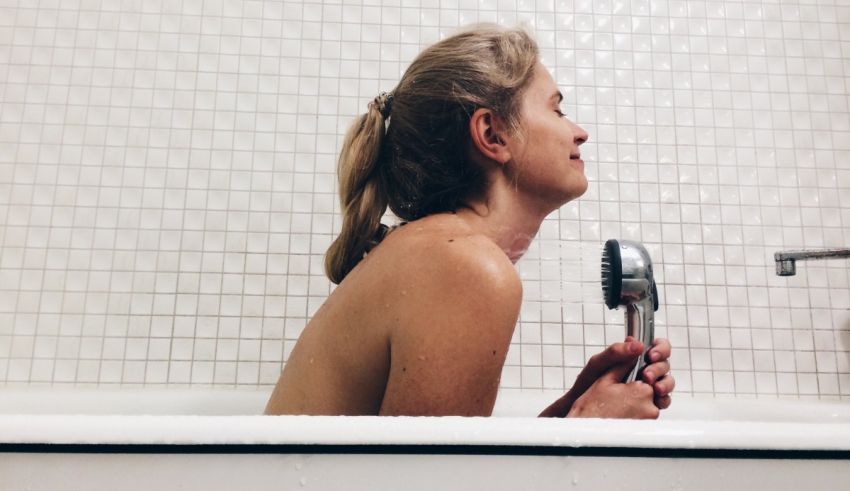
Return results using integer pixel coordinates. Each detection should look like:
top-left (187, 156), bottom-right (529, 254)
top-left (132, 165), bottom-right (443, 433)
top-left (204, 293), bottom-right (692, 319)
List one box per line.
top-left (567, 365), bottom-right (658, 419)
top-left (538, 337), bottom-right (674, 418)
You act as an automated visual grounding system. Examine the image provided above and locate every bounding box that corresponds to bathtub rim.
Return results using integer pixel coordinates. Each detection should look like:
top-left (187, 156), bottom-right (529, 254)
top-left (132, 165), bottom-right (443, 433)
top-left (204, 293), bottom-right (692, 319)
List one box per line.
top-left (1, 414), bottom-right (849, 454)
top-left (1, 387), bottom-right (849, 454)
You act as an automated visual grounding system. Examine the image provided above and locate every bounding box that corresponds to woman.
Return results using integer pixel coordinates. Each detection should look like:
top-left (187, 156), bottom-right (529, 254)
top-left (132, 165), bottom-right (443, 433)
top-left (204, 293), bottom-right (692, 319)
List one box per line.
top-left (265, 25), bottom-right (674, 417)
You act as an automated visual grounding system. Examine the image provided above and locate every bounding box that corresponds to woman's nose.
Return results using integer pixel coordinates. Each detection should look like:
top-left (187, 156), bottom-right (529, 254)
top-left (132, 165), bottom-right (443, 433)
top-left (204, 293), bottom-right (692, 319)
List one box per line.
top-left (573, 123), bottom-right (588, 146)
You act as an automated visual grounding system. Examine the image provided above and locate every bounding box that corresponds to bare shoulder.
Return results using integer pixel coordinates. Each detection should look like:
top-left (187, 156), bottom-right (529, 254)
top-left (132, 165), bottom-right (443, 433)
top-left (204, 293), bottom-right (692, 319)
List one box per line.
top-left (374, 215), bottom-right (523, 416)
top-left (380, 216), bottom-right (523, 310)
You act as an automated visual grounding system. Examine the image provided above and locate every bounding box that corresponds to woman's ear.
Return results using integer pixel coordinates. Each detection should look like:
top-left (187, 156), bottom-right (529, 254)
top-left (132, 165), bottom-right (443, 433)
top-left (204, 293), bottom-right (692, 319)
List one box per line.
top-left (469, 108), bottom-right (512, 165)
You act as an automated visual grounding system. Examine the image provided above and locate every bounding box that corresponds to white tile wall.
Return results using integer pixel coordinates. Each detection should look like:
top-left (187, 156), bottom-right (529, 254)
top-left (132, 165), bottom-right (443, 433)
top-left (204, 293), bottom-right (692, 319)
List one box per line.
top-left (0, 0), bottom-right (848, 399)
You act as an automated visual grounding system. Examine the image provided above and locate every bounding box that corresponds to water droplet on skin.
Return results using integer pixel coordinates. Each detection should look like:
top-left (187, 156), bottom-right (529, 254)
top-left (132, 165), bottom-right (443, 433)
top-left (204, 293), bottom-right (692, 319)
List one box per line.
top-left (417, 355), bottom-right (426, 361)
top-left (401, 290), bottom-right (407, 296)
top-left (309, 357), bottom-right (314, 364)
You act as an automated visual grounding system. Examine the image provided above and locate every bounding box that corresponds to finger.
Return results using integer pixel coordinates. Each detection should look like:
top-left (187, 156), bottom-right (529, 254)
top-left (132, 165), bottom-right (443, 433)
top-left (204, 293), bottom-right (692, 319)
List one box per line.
top-left (602, 361), bottom-right (641, 384)
top-left (654, 394), bottom-right (672, 410)
top-left (641, 361), bottom-right (670, 384)
top-left (569, 344), bottom-right (641, 406)
top-left (646, 338), bottom-right (671, 363)
top-left (588, 340), bottom-right (644, 373)
top-left (652, 374), bottom-right (676, 397)
top-left (577, 341), bottom-right (645, 394)
top-left (646, 404), bottom-right (661, 419)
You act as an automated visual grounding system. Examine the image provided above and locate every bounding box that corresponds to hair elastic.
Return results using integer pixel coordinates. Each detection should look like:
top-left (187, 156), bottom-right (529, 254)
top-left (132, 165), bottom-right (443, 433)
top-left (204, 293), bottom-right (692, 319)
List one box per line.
top-left (370, 92), bottom-right (393, 118)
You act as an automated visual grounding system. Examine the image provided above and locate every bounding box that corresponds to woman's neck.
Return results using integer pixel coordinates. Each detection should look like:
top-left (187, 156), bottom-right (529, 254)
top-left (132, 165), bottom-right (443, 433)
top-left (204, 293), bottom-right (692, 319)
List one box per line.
top-left (454, 181), bottom-right (554, 264)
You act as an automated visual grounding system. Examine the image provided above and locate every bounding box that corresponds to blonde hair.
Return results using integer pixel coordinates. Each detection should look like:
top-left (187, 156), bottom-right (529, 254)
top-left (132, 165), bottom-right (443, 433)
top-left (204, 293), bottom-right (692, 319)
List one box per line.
top-left (325, 25), bottom-right (540, 284)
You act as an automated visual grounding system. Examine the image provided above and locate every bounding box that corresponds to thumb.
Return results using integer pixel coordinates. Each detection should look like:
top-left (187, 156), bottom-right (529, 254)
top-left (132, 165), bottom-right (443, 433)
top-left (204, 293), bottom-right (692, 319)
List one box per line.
top-left (587, 339), bottom-right (645, 374)
top-left (600, 359), bottom-right (640, 385)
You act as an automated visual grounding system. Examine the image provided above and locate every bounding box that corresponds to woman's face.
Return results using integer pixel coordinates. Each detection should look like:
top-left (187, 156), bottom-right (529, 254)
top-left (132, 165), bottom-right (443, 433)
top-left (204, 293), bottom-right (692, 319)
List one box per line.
top-left (505, 62), bottom-right (589, 210)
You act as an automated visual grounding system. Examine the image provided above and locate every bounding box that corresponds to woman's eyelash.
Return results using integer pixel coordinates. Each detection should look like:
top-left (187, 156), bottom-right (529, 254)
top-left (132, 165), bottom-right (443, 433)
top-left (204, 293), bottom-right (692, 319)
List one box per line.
top-left (555, 108), bottom-right (565, 117)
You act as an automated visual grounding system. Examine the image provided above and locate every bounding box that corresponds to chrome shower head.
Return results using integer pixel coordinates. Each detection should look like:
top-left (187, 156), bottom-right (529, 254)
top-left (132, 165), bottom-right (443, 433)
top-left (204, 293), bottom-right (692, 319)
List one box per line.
top-left (602, 239), bottom-right (658, 311)
top-left (601, 239), bottom-right (659, 382)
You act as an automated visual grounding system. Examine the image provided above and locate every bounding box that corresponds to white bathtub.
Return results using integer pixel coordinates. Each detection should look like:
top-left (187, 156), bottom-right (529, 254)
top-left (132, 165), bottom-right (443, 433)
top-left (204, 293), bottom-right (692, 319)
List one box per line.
top-left (0, 388), bottom-right (848, 490)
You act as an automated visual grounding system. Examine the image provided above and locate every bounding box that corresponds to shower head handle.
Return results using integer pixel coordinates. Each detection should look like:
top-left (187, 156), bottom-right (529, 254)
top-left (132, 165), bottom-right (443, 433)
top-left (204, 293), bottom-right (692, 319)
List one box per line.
top-left (625, 299), bottom-right (656, 382)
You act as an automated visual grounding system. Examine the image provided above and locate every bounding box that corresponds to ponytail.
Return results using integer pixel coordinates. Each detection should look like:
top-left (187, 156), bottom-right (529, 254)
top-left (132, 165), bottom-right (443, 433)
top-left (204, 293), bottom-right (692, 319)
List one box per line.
top-left (324, 94), bottom-right (392, 284)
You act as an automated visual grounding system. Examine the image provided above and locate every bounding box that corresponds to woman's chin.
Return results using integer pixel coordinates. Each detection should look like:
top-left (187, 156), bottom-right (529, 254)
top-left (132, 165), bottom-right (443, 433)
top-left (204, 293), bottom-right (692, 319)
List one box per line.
top-left (562, 175), bottom-right (589, 203)
top-left (544, 182), bottom-right (588, 213)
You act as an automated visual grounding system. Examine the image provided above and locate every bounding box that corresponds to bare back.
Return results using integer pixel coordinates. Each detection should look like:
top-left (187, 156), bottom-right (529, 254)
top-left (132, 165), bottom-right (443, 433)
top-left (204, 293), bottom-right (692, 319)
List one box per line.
top-left (264, 212), bottom-right (523, 416)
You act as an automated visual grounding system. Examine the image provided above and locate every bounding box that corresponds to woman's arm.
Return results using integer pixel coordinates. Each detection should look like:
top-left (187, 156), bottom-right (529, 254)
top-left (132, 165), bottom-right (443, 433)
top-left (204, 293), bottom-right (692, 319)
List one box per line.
top-left (378, 237), bottom-right (522, 416)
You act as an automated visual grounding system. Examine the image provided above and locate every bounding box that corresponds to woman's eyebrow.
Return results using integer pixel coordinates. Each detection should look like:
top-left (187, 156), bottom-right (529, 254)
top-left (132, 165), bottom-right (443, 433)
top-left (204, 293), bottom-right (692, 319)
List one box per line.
top-left (550, 91), bottom-right (563, 103)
